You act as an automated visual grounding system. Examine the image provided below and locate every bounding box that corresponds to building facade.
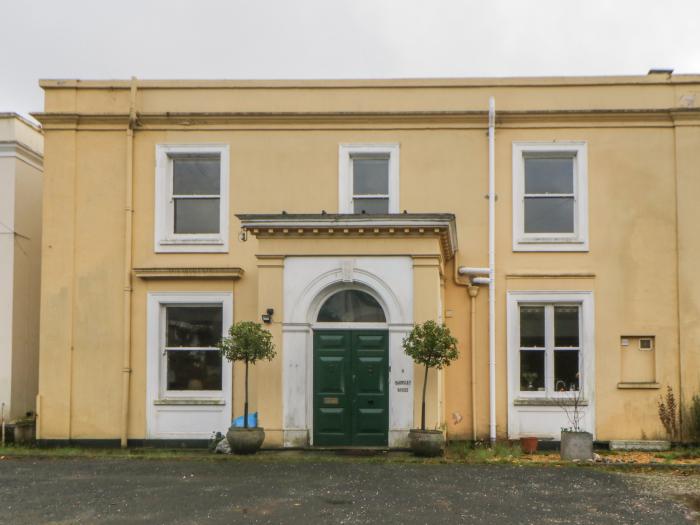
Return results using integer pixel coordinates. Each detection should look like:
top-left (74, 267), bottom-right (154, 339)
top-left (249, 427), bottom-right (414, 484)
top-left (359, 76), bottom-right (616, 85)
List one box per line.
top-left (0, 114), bottom-right (43, 424)
top-left (34, 74), bottom-right (700, 446)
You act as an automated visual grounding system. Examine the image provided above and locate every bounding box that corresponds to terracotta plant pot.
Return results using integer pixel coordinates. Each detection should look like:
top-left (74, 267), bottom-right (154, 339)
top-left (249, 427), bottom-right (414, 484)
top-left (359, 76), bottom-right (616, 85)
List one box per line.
top-left (226, 427), bottom-right (265, 455)
top-left (520, 436), bottom-right (538, 454)
top-left (408, 429), bottom-right (444, 457)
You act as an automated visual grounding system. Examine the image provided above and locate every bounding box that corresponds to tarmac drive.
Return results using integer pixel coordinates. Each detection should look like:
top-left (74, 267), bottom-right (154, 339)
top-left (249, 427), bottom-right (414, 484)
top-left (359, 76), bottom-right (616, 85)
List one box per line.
top-left (0, 458), bottom-right (693, 524)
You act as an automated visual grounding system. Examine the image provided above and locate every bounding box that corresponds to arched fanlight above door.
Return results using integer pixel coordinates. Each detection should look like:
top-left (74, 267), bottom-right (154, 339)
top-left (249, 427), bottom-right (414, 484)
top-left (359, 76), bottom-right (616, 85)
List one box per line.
top-left (316, 290), bottom-right (386, 323)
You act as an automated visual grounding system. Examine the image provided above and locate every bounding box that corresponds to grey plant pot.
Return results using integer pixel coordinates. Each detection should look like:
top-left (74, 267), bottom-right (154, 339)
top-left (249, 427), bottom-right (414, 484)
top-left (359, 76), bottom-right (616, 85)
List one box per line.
top-left (560, 430), bottom-right (593, 461)
top-left (12, 420), bottom-right (35, 444)
top-left (226, 427), bottom-right (265, 455)
top-left (409, 429), bottom-right (444, 457)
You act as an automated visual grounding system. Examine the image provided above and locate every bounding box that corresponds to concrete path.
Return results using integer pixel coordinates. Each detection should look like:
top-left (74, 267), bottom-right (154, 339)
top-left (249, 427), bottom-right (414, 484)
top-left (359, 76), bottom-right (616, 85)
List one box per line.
top-left (0, 458), bottom-right (693, 524)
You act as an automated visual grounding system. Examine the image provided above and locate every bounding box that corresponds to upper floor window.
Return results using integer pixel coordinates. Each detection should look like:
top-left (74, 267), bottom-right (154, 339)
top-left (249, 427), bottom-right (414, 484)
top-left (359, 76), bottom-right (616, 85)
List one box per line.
top-left (155, 144), bottom-right (229, 253)
top-left (512, 142), bottom-right (588, 251)
top-left (339, 144), bottom-right (399, 214)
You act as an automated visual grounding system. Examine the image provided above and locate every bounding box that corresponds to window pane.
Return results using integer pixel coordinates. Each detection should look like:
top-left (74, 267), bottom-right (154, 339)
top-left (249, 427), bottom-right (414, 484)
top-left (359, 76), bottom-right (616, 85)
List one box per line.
top-left (353, 198), bottom-right (389, 214)
top-left (353, 158), bottom-right (389, 195)
top-left (520, 350), bottom-right (545, 391)
top-left (174, 198), bottom-right (220, 234)
top-left (172, 157), bottom-right (221, 195)
top-left (167, 350), bottom-right (222, 390)
top-left (166, 306), bottom-right (223, 347)
top-left (524, 197), bottom-right (574, 233)
top-left (554, 350), bottom-right (579, 391)
top-left (524, 157), bottom-right (574, 194)
top-left (520, 306), bottom-right (545, 347)
top-left (317, 290), bottom-right (386, 322)
top-left (555, 306), bottom-right (580, 347)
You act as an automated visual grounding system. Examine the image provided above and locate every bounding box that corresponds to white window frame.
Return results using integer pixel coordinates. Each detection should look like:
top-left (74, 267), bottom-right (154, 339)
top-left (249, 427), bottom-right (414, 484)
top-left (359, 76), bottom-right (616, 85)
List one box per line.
top-left (516, 303), bottom-right (582, 398)
top-left (507, 291), bottom-right (595, 404)
top-left (154, 144), bottom-right (229, 253)
top-left (512, 142), bottom-right (588, 252)
top-left (147, 292), bottom-right (233, 403)
top-left (338, 144), bottom-right (399, 214)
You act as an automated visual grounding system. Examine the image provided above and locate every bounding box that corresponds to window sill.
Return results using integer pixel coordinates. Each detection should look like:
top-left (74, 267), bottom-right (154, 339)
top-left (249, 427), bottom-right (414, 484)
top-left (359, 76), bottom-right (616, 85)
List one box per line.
top-left (513, 398), bottom-right (589, 407)
top-left (154, 398), bottom-right (226, 406)
top-left (159, 238), bottom-right (224, 245)
top-left (617, 382), bottom-right (660, 390)
top-left (155, 238), bottom-right (228, 253)
top-left (513, 239), bottom-right (588, 253)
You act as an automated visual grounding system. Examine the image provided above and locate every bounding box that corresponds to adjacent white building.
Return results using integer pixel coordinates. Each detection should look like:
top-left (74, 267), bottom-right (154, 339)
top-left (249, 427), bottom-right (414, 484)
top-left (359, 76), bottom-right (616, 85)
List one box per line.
top-left (0, 114), bottom-right (43, 423)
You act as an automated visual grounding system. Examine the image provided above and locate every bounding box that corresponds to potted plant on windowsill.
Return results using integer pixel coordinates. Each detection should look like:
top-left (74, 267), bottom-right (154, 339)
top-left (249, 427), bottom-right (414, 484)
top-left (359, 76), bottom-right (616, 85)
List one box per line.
top-left (403, 320), bottom-right (459, 457)
top-left (218, 321), bottom-right (276, 454)
top-left (557, 376), bottom-right (593, 461)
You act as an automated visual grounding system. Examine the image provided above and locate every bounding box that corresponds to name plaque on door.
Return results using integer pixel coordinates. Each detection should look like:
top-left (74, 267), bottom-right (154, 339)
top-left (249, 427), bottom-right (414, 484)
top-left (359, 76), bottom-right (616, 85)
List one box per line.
top-left (323, 397), bottom-right (339, 405)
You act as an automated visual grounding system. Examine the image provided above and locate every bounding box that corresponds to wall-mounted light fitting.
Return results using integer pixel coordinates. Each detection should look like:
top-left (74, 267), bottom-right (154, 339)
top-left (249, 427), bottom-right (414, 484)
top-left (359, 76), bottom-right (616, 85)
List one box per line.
top-left (261, 308), bottom-right (274, 324)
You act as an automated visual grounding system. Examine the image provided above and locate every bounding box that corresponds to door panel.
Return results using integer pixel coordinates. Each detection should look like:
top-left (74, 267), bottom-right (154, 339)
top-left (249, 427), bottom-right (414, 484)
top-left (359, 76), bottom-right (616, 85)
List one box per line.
top-left (313, 329), bottom-right (388, 447)
top-left (313, 331), bottom-right (352, 446)
top-left (352, 331), bottom-right (389, 446)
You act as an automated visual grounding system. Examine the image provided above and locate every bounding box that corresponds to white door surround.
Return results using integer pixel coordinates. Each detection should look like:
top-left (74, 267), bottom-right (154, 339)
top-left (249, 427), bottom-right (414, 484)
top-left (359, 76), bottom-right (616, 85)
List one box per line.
top-left (283, 256), bottom-right (414, 448)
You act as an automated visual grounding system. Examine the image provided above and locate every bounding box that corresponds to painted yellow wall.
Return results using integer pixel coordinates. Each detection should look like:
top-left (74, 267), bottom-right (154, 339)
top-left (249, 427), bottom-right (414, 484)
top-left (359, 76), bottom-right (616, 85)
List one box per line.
top-left (34, 75), bottom-right (700, 443)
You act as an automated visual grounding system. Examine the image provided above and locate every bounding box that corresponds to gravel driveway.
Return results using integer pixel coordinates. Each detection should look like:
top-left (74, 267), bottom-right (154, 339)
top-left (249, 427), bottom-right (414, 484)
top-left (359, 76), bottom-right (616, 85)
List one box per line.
top-left (0, 458), bottom-right (693, 524)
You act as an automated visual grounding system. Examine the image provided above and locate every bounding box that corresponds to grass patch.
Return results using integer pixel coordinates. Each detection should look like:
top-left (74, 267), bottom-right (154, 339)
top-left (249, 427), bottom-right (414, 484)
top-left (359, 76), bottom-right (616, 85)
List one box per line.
top-left (654, 448), bottom-right (700, 461)
top-left (447, 441), bottom-right (524, 463)
top-left (3, 442), bottom-right (699, 469)
top-left (0, 444), bottom-right (209, 460)
top-left (0, 444), bottom-right (436, 465)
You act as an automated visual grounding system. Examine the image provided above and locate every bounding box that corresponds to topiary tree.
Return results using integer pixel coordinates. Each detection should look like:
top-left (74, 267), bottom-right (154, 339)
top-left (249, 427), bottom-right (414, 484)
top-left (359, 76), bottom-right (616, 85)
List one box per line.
top-left (403, 320), bottom-right (459, 431)
top-left (218, 321), bottom-right (276, 429)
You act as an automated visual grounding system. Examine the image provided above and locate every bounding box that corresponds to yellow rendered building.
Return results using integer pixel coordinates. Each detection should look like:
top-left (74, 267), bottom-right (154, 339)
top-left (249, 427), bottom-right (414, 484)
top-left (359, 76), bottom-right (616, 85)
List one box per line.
top-left (33, 73), bottom-right (700, 447)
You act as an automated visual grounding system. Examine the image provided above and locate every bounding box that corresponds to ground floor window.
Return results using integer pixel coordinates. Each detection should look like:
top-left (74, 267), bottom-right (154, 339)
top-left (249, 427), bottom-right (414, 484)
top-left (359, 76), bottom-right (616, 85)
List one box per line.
top-left (163, 305), bottom-right (223, 391)
top-left (146, 291), bottom-right (233, 439)
top-left (147, 292), bottom-right (233, 401)
top-left (508, 291), bottom-right (594, 401)
top-left (519, 304), bottom-right (580, 394)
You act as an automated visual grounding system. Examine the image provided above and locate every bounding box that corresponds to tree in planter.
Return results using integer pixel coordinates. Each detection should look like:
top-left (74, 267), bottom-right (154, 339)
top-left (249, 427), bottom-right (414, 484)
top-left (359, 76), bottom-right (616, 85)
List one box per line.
top-left (556, 374), bottom-right (585, 432)
top-left (556, 374), bottom-right (593, 461)
top-left (218, 321), bottom-right (276, 429)
top-left (403, 320), bottom-right (459, 430)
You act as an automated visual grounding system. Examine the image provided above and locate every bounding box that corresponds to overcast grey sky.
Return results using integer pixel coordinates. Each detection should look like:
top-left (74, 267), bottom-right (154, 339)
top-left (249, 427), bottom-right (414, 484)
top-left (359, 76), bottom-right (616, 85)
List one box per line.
top-left (2, 0), bottom-right (699, 118)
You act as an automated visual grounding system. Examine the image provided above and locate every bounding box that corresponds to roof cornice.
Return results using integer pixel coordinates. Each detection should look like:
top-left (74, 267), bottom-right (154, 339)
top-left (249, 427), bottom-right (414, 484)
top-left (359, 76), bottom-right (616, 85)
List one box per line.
top-left (0, 141), bottom-right (44, 170)
top-left (0, 113), bottom-right (42, 131)
top-left (38, 74), bottom-right (700, 90)
top-left (33, 108), bottom-right (700, 130)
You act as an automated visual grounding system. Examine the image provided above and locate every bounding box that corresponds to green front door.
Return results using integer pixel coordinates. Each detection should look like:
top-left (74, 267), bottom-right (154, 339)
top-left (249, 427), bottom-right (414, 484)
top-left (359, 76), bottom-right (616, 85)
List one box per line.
top-left (313, 330), bottom-right (389, 446)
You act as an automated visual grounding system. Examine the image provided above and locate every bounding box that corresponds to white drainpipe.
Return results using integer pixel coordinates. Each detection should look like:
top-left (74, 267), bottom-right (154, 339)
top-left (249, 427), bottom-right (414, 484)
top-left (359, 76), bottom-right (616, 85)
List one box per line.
top-left (459, 96), bottom-right (497, 443)
top-left (487, 97), bottom-right (496, 443)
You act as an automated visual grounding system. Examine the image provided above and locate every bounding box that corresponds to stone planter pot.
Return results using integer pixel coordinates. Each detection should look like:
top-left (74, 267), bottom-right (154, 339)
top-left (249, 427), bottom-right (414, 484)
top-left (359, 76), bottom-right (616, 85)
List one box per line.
top-left (12, 420), bottom-right (36, 445)
top-left (560, 430), bottom-right (593, 461)
top-left (520, 436), bottom-right (538, 454)
top-left (226, 427), bottom-right (265, 455)
top-left (409, 429), bottom-right (444, 457)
